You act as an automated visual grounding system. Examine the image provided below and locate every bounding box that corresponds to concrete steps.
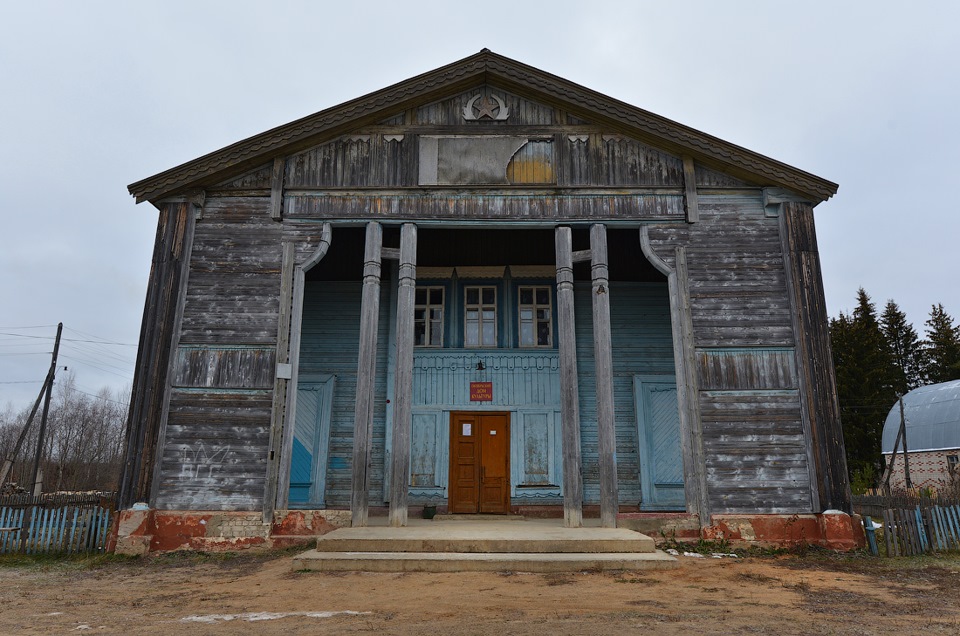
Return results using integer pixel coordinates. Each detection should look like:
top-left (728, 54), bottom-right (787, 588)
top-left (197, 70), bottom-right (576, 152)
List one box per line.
top-left (292, 518), bottom-right (678, 573)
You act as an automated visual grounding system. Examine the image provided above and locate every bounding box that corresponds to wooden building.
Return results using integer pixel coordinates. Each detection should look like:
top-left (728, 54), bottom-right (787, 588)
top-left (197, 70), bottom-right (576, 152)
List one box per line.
top-left (115, 50), bottom-right (860, 551)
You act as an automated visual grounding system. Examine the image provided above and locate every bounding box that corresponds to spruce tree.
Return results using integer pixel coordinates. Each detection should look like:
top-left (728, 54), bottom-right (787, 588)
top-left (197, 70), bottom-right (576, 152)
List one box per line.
top-left (830, 289), bottom-right (897, 485)
top-left (880, 300), bottom-right (925, 393)
top-left (924, 304), bottom-right (960, 383)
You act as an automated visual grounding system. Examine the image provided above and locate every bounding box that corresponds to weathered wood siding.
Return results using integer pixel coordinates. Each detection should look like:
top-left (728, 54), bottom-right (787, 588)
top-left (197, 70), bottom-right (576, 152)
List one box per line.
top-left (153, 195), bottom-right (283, 511)
top-left (156, 390), bottom-right (272, 510)
top-left (574, 282), bottom-right (676, 506)
top-left (179, 197), bottom-right (282, 343)
top-left (118, 201), bottom-right (193, 508)
top-left (645, 194), bottom-right (813, 514)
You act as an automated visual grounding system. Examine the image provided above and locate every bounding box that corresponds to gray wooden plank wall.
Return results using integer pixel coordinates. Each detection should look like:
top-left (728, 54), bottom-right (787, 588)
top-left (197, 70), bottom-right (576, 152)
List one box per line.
top-left (646, 194), bottom-right (813, 514)
top-left (155, 195), bottom-right (284, 511)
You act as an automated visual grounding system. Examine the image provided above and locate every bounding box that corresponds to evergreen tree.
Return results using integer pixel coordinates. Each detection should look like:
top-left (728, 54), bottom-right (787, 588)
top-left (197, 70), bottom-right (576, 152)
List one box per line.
top-left (924, 304), bottom-right (960, 383)
top-left (880, 300), bottom-right (925, 393)
top-left (830, 289), bottom-right (897, 484)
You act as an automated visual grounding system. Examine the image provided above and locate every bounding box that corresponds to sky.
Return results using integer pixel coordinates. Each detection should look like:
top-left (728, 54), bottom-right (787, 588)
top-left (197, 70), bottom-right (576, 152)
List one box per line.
top-left (1, 1), bottom-right (958, 409)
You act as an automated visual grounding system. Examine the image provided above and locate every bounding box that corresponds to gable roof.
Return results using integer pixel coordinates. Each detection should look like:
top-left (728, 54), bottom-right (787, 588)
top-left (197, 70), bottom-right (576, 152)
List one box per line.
top-left (128, 49), bottom-right (838, 205)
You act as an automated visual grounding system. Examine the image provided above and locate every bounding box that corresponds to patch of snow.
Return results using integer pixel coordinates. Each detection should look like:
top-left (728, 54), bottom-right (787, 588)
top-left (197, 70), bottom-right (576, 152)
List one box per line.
top-left (181, 610), bottom-right (370, 624)
top-left (682, 551), bottom-right (705, 558)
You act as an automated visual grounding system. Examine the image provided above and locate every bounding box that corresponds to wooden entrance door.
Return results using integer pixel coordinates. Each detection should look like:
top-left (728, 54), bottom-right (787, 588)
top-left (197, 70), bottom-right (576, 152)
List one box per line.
top-left (449, 412), bottom-right (510, 514)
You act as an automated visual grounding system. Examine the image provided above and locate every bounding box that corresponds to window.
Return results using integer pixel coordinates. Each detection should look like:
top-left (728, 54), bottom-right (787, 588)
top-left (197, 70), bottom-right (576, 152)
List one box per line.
top-left (518, 286), bottom-right (552, 347)
top-left (464, 286), bottom-right (497, 347)
top-left (414, 287), bottom-right (444, 347)
top-left (948, 454), bottom-right (959, 474)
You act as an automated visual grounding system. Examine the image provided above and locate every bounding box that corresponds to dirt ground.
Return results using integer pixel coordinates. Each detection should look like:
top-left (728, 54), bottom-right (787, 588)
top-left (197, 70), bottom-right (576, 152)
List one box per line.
top-left (1, 548), bottom-right (959, 635)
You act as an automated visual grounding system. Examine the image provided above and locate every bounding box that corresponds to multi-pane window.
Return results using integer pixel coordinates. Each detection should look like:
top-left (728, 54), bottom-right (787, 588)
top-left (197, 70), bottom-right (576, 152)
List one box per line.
top-left (464, 286), bottom-right (497, 347)
top-left (414, 287), bottom-right (444, 347)
top-left (518, 286), bottom-right (552, 347)
top-left (949, 454), bottom-right (959, 474)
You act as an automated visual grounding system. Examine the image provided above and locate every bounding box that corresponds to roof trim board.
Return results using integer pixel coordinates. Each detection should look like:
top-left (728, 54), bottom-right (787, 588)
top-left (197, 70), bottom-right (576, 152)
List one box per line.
top-left (128, 49), bottom-right (838, 205)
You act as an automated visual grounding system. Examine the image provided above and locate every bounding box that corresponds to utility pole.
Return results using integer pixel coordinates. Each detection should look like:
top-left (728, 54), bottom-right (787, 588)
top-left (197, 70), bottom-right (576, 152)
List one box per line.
top-left (28, 323), bottom-right (62, 496)
top-left (0, 366), bottom-right (52, 486)
top-left (19, 323), bottom-right (62, 552)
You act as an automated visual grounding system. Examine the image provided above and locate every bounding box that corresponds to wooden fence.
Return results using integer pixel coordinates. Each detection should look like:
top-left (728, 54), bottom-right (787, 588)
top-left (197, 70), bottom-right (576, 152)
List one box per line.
top-left (866, 505), bottom-right (960, 557)
top-left (0, 493), bottom-right (114, 555)
top-left (853, 493), bottom-right (960, 520)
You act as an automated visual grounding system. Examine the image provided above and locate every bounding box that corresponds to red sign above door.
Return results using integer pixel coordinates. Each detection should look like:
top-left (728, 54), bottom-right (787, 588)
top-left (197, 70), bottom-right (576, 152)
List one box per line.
top-left (469, 382), bottom-right (493, 402)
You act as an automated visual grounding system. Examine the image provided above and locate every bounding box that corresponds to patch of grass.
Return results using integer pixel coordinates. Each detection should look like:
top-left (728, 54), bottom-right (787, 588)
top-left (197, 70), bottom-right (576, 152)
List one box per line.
top-left (0, 552), bottom-right (139, 570)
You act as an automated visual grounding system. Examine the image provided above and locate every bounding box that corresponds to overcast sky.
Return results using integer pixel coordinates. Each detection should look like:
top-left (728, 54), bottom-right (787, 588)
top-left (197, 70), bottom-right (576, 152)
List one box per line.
top-left (2, 1), bottom-right (958, 408)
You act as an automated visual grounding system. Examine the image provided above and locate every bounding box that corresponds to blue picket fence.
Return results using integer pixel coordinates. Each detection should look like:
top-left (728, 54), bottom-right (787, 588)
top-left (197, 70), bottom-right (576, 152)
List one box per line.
top-left (874, 505), bottom-right (960, 557)
top-left (0, 494), bottom-right (114, 555)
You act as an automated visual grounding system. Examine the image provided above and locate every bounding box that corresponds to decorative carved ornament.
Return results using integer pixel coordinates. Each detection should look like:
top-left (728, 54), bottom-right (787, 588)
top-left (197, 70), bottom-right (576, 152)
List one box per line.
top-left (462, 94), bottom-right (510, 121)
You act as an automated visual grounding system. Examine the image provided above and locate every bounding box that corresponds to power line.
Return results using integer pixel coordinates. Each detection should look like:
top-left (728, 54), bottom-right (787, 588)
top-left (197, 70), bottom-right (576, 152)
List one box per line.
top-left (58, 354), bottom-right (132, 380)
top-left (0, 332), bottom-right (136, 346)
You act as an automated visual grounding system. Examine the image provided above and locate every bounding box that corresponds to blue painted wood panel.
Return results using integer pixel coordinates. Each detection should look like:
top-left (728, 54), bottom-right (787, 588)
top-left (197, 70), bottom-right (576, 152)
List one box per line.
top-left (298, 281), bottom-right (391, 507)
top-left (635, 376), bottom-right (685, 509)
top-left (288, 375), bottom-right (334, 507)
top-left (575, 281), bottom-right (676, 506)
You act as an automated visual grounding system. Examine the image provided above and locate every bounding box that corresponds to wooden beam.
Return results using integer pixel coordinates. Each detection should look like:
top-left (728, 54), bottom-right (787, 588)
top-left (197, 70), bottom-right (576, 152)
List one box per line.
top-left (682, 156), bottom-right (699, 223)
top-left (269, 157), bottom-right (285, 221)
top-left (263, 240), bottom-right (295, 522)
top-left (351, 222), bottom-right (383, 527)
top-left (555, 226), bottom-right (583, 528)
top-left (590, 224), bottom-right (618, 528)
top-left (389, 223), bottom-right (417, 527)
top-left (673, 246), bottom-right (710, 524)
top-left (781, 202), bottom-right (851, 512)
top-left (571, 249), bottom-right (592, 263)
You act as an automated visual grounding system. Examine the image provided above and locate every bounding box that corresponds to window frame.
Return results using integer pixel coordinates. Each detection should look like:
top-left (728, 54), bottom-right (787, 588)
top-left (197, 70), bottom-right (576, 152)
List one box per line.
top-left (463, 284), bottom-right (498, 348)
top-left (414, 285), bottom-right (446, 348)
top-left (517, 285), bottom-right (554, 348)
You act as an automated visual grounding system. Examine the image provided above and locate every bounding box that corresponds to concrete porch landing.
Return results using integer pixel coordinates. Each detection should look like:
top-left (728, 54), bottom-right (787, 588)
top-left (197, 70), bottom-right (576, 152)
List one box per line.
top-left (292, 518), bottom-right (678, 573)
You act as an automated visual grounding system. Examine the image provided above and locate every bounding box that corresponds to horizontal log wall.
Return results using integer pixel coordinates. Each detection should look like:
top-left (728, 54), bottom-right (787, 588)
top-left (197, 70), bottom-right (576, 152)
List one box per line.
top-left (646, 194), bottom-right (813, 514)
top-left (154, 195), bottom-right (283, 511)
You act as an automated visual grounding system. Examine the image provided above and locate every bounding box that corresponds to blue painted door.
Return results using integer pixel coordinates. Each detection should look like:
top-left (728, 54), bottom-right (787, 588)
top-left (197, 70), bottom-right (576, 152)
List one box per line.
top-left (289, 375), bottom-right (334, 507)
top-left (635, 376), bottom-right (685, 510)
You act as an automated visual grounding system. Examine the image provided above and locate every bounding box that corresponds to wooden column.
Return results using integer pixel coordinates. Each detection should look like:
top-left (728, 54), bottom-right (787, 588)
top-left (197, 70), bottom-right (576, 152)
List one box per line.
top-left (389, 223), bottom-right (417, 527)
top-left (351, 221), bottom-right (383, 527)
top-left (781, 202), bottom-right (851, 512)
top-left (263, 240), bottom-right (296, 522)
top-left (555, 227), bottom-right (583, 528)
top-left (591, 224), bottom-right (619, 528)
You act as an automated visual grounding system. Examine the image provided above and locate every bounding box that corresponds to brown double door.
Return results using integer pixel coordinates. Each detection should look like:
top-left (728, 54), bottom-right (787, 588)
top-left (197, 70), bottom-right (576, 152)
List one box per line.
top-left (449, 412), bottom-right (510, 514)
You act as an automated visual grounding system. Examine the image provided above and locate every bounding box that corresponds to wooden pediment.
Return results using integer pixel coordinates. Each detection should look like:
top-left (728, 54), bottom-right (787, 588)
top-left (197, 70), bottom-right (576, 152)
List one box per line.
top-left (130, 49), bottom-right (836, 204)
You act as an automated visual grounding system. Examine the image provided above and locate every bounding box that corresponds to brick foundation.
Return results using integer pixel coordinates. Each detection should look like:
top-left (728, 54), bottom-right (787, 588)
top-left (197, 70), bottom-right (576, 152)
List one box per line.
top-left (113, 508), bottom-right (864, 554)
top-left (112, 509), bottom-right (349, 555)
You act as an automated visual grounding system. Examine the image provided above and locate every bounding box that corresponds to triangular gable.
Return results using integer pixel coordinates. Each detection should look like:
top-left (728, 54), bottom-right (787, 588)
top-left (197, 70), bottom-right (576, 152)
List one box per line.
top-left (129, 49), bottom-right (836, 204)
